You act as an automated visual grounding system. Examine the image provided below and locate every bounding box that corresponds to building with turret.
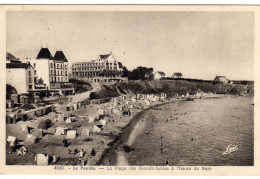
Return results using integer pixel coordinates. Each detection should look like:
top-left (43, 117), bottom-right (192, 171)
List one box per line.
top-left (21, 48), bottom-right (74, 95)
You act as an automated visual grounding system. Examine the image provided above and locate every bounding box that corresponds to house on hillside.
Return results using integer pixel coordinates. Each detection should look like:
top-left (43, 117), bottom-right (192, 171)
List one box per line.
top-left (72, 52), bottom-right (127, 84)
top-left (154, 71), bottom-right (166, 80)
top-left (172, 72), bottom-right (183, 79)
top-left (214, 76), bottom-right (229, 84)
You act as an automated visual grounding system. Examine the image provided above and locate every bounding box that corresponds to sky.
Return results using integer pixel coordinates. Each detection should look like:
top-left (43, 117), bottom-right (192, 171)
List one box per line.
top-left (6, 11), bottom-right (254, 80)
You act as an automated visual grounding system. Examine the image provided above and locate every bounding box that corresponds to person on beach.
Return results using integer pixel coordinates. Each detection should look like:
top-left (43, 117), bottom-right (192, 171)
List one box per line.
top-left (160, 143), bottom-right (163, 153)
top-left (146, 131), bottom-right (149, 135)
top-left (165, 159), bottom-right (169, 166)
top-left (63, 138), bottom-right (68, 147)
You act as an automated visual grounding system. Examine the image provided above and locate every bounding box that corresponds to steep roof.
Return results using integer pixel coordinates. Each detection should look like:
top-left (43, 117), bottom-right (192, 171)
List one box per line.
top-left (36, 48), bottom-right (53, 60)
top-left (6, 52), bottom-right (19, 61)
top-left (173, 72), bottom-right (183, 76)
top-left (99, 54), bottom-right (111, 60)
top-left (6, 63), bottom-right (32, 69)
top-left (54, 51), bottom-right (68, 62)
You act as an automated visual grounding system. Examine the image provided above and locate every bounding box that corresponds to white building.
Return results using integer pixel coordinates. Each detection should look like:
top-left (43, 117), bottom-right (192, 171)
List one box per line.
top-left (6, 62), bottom-right (36, 94)
top-left (154, 71), bottom-right (165, 80)
top-left (172, 72), bottom-right (183, 79)
top-left (72, 52), bottom-right (127, 84)
top-left (214, 76), bottom-right (229, 84)
top-left (22, 48), bottom-right (74, 95)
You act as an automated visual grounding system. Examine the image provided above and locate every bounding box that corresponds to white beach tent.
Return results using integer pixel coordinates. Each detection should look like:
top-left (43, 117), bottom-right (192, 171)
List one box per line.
top-left (55, 127), bottom-right (68, 135)
top-left (65, 118), bottom-right (72, 123)
top-left (73, 103), bottom-right (78, 110)
top-left (21, 125), bottom-right (29, 133)
top-left (88, 116), bottom-right (95, 123)
top-left (25, 134), bottom-right (37, 143)
top-left (36, 153), bottom-right (49, 165)
top-left (66, 130), bottom-right (77, 139)
top-left (79, 115), bottom-right (88, 122)
top-left (81, 127), bottom-right (90, 136)
top-left (97, 108), bottom-right (105, 115)
top-left (100, 119), bottom-right (107, 126)
top-left (93, 125), bottom-right (102, 134)
top-left (7, 136), bottom-right (17, 147)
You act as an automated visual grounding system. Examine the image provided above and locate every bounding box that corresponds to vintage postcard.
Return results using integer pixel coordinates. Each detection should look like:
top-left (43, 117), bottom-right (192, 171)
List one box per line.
top-left (0, 5), bottom-right (259, 175)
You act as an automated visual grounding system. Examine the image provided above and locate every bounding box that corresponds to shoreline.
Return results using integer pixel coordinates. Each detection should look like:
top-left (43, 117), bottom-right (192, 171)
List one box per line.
top-left (6, 93), bottom-right (249, 165)
top-left (97, 94), bottom-right (232, 165)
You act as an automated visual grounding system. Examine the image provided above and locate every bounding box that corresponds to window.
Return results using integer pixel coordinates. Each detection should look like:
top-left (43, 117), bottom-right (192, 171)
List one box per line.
top-left (51, 63), bottom-right (53, 68)
top-left (61, 77), bottom-right (63, 82)
top-left (34, 70), bottom-right (36, 75)
top-left (61, 64), bottom-right (63, 69)
top-left (57, 64), bottom-right (59, 68)
top-left (29, 85), bottom-right (32, 89)
top-left (34, 63), bottom-right (36, 68)
top-left (51, 70), bottom-right (53, 75)
top-left (29, 71), bottom-right (31, 76)
top-left (29, 77), bottom-right (32, 83)
top-left (65, 71), bottom-right (67, 75)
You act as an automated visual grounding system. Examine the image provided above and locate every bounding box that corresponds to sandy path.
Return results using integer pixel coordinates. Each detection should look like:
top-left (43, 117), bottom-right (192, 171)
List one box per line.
top-left (68, 89), bottom-right (95, 106)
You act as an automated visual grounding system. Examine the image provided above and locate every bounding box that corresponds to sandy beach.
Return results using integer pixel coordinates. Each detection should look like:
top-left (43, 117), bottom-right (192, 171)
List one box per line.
top-left (6, 92), bottom-right (253, 166)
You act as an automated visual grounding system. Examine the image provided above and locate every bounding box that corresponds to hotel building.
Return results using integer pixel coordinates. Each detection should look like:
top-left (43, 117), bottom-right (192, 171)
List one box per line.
top-left (72, 52), bottom-right (127, 84)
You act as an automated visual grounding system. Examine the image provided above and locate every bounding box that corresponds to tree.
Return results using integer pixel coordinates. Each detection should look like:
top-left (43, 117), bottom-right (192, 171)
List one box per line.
top-left (6, 84), bottom-right (17, 99)
top-left (38, 77), bottom-right (44, 84)
top-left (128, 66), bottom-right (154, 80)
top-left (122, 66), bottom-right (129, 77)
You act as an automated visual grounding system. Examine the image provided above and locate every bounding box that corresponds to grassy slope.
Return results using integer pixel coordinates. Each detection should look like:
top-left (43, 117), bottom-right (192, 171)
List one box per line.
top-left (91, 79), bottom-right (254, 99)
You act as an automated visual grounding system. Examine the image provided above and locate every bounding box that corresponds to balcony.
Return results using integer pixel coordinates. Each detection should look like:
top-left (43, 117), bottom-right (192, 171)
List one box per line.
top-left (50, 82), bottom-right (74, 89)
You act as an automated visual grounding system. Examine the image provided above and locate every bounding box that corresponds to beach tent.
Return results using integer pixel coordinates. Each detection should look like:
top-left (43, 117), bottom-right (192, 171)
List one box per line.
top-left (25, 134), bottom-right (37, 143)
top-left (55, 127), bottom-right (68, 135)
top-left (195, 93), bottom-right (202, 98)
top-left (56, 114), bottom-right (64, 122)
top-left (88, 116), bottom-right (95, 123)
top-left (145, 100), bottom-right (150, 106)
top-left (38, 119), bottom-right (53, 129)
top-left (36, 153), bottom-right (49, 165)
top-left (66, 130), bottom-right (77, 139)
top-left (7, 136), bottom-right (18, 147)
top-left (69, 114), bottom-right (76, 122)
top-left (97, 108), bottom-right (105, 115)
top-left (79, 115), bottom-right (88, 122)
top-left (100, 119), bottom-right (107, 126)
top-left (21, 125), bottom-right (29, 133)
top-left (73, 103), bottom-right (78, 110)
top-left (65, 118), bottom-right (72, 123)
top-left (93, 125), bottom-right (102, 134)
top-left (31, 129), bottom-right (43, 138)
top-left (81, 127), bottom-right (90, 136)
